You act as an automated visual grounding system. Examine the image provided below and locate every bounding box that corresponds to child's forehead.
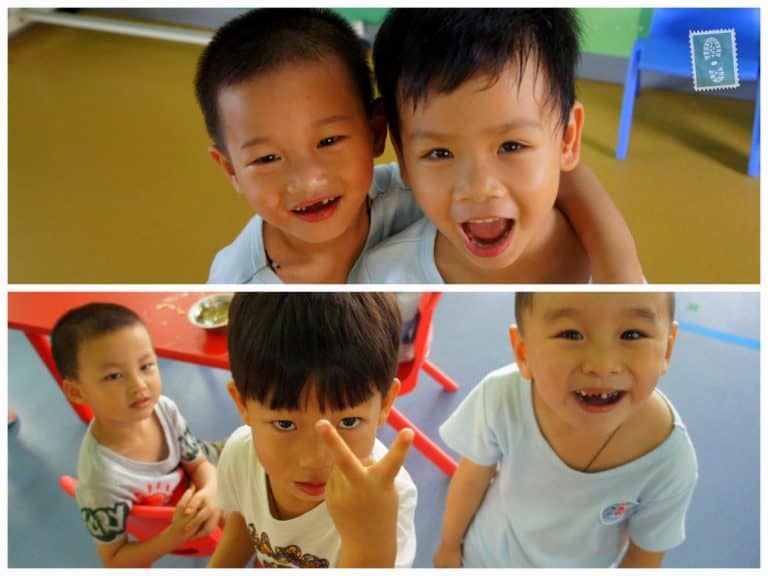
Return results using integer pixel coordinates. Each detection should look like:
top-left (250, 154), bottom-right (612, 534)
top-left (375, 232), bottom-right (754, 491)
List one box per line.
top-left (399, 57), bottom-right (559, 130)
top-left (529, 293), bottom-right (671, 322)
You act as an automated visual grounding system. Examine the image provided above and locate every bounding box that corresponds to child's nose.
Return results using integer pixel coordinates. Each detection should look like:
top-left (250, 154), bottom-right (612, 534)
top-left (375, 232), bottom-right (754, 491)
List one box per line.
top-left (453, 156), bottom-right (506, 203)
top-left (297, 430), bottom-right (331, 470)
top-left (286, 156), bottom-right (329, 196)
top-left (581, 345), bottom-right (624, 376)
top-left (128, 372), bottom-right (150, 394)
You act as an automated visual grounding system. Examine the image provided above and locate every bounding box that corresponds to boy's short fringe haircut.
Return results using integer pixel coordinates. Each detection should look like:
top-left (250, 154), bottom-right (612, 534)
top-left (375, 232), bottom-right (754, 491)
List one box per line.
top-left (373, 8), bottom-right (581, 148)
top-left (228, 293), bottom-right (402, 411)
top-left (195, 8), bottom-right (374, 153)
top-left (515, 292), bottom-right (677, 333)
top-left (51, 303), bottom-right (145, 380)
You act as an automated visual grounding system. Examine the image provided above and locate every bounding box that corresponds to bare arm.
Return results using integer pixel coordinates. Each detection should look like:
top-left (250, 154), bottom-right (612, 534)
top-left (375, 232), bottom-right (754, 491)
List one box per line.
top-left (207, 511), bottom-right (255, 568)
top-left (95, 487), bottom-right (201, 568)
top-left (618, 540), bottom-right (666, 568)
top-left (433, 457), bottom-right (497, 567)
top-left (556, 163), bottom-right (643, 283)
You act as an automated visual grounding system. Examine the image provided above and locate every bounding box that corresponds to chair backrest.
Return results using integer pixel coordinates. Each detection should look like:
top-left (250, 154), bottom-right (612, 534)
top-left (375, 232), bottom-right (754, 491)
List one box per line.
top-left (650, 8), bottom-right (759, 51)
top-left (396, 292), bottom-right (441, 397)
top-left (59, 475), bottom-right (221, 558)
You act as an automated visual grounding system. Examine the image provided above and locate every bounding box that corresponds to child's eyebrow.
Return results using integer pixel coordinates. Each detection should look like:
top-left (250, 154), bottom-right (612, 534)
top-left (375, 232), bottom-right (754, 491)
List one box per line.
top-left (239, 115), bottom-right (354, 151)
top-left (408, 119), bottom-right (543, 143)
top-left (540, 307), bottom-right (580, 323)
top-left (622, 307), bottom-right (659, 321)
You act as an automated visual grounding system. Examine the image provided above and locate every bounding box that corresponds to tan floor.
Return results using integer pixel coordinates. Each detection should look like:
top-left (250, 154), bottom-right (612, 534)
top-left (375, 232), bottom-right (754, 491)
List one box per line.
top-left (8, 23), bottom-right (760, 283)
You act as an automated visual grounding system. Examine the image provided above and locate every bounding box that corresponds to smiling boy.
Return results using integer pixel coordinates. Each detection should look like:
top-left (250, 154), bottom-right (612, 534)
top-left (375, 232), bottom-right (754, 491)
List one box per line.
top-left (362, 9), bottom-right (628, 283)
top-left (435, 292), bottom-right (698, 567)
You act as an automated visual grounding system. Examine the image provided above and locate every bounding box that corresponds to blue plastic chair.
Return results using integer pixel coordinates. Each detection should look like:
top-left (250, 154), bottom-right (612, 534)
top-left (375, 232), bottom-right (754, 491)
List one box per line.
top-left (615, 8), bottom-right (760, 177)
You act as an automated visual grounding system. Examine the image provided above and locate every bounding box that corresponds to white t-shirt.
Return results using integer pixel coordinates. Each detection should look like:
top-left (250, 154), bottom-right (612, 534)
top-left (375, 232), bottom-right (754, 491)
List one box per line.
top-left (75, 395), bottom-right (204, 543)
top-left (439, 364), bottom-right (698, 568)
top-left (217, 425), bottom-right (418, 568)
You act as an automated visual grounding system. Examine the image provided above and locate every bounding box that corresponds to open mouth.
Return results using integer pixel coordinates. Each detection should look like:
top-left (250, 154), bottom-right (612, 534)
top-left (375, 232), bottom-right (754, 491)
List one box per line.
top-left (291, 196), bottom-right (341, 222)
top-left (573, 389), bottom-right (626, 408)
top-left (459, 217), bottom-right (515, 257)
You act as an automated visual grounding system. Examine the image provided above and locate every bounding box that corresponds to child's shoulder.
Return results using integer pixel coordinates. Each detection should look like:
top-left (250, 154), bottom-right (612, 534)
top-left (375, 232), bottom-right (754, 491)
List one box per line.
top-left (619, 390), bottom-right (693, 468)
top-left (357, 218), bottom-right (439, 283)
top-left (208, 214), bottom-right (281, 284)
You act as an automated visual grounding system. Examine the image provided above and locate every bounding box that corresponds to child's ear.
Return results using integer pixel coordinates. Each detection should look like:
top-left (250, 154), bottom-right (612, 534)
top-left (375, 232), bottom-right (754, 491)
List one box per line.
top-left (377, 378), bottom-right (402, 425)
top-left (369, 98), bottom-right (389, 159)
top-left (62, 378), bottom-right (86, 405)
top-left (226, 380), bottom-right (249, 423)
top-left (559, 101), bottom-right (585, 172)
top-left (509, 325), bottom-right (533, 380)
top-left (208, 145), bottom-right (242, 194)
top-left (662, 322), bottom-right (679, 374)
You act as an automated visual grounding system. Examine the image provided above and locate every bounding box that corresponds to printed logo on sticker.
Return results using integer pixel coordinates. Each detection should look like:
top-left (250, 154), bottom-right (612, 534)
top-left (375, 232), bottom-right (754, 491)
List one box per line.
top-left (689, 28), bottom-right (740, 91)
top-left (600, 501), bottom-right (639, 525)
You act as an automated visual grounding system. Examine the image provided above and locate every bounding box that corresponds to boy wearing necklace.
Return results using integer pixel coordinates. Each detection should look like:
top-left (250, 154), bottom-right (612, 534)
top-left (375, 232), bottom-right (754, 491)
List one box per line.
top-left (209, 293), bottom-right (417, 568)
top-left (436, 292), bottom-right (698, 568)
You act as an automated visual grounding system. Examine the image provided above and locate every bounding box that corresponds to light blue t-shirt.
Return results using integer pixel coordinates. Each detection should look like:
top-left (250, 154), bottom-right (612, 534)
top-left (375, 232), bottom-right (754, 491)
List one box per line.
top-left (207, 163), bottom-right (421, 283)
top-left (439, 364), bottom-right (698, 568)
top-left (356, 218), bottom-right (441, 283)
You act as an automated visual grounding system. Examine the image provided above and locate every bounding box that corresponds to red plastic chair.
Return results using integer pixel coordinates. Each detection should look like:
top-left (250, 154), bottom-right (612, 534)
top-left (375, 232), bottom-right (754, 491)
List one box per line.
top-left (388, 293), bottom-right (459, 476)
top-left (59, 475), bottom-right (222, 562)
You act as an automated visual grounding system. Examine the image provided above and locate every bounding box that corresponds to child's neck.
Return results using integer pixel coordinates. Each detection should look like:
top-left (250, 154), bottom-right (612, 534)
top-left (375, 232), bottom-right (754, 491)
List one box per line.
top-left (91, 413), bottom-right (167, 462)
top-left (263, 201), bottom-right (370, 283)
top-left (532, 388), bottom-right (673, 473)
top-left (435, 209), bottom-right (590, 283)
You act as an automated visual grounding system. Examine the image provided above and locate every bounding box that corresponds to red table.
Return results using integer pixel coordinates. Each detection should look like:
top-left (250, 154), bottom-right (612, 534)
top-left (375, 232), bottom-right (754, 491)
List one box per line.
top-left (8, 292), bottom-right (230, 423)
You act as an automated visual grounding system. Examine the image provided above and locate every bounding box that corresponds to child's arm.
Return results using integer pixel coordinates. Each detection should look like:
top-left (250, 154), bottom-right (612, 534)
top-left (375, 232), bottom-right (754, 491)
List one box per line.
top-left (94, 486), bottom-right (204, 568)
top-left (556, 163), bottom-right (644, 283)
top-left (316, 420), bottom-right (414, 568)
top-left (180, 455), bottom-right (221, 538)
top-left (207, 511), bottom-right (255, 567)
top-left (619, 540), bottom-right (665, 568)
top-left (433, 457), bottom-right (497, 568)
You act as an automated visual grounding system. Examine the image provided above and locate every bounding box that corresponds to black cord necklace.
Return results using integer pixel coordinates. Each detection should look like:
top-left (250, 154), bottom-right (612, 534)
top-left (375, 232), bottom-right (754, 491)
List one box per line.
top-left (582, 423), bottom-right (623, 473)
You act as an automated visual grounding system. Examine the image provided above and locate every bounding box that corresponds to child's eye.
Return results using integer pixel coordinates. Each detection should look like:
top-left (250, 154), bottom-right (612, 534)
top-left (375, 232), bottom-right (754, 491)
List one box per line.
top-left (272, 420), bottom-right (296, 432)
top-left (498, 141), bottom-right (524, 154)
top-left (556, 330), bottom-right (584, 341)
top-left (338, 417), bottom-right (362, 430)
top-left (318, 135), bottom-right (344, 148)
top-left (103, 372), bottom-right (122, 381)
top-left (251, 153), bottom-right (281, 165)
top-left (140, 362), bottom-right (156, 371)
top-left (422, 148), bottom-right (453, 160)
top-left (621, 330), bottom-right (646, 340)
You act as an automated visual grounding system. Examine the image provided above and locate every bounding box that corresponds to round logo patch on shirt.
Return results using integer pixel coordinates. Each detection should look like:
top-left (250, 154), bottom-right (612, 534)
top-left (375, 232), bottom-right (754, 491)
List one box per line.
top-left (600, 501), bottom-right (639, 525)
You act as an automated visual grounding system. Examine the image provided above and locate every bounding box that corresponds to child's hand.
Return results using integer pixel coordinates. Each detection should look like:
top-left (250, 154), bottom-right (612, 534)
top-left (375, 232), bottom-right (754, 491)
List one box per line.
top-left (434, 542), bottom-right (462, 568)
top-left (181, 484), bottom-right (221, 538)
top-left (168, 486), bottom-right (201, 544)
top-left (315, 420), bottom-right (414, 564)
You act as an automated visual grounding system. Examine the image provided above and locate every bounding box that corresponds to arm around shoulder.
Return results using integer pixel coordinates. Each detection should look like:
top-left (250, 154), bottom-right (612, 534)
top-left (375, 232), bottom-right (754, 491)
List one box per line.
top-left (556, 163), bottom-right (643, 283)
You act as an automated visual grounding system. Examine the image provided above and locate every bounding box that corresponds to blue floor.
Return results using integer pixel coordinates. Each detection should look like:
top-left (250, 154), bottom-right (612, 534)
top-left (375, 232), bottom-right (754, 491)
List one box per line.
top-left (6, 292), bottom-right (760, 568)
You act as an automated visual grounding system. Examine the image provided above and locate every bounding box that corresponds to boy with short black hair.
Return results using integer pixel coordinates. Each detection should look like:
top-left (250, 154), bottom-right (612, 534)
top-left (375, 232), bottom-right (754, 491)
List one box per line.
top-left (436, 292), bottom-right (698, 567)
top-left (363, 8), bottom-right (641, 283)
top-left (209, 293), bottom-right (417, 568)
top-left (53, 303), bottom-right (220, 568)
top-left (195, 8), bottom-right (642, 284)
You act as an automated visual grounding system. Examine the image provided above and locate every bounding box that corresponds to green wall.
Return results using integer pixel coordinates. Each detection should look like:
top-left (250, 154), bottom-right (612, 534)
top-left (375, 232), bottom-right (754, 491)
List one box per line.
top-left (334, 8), bottom-right (653, 58)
